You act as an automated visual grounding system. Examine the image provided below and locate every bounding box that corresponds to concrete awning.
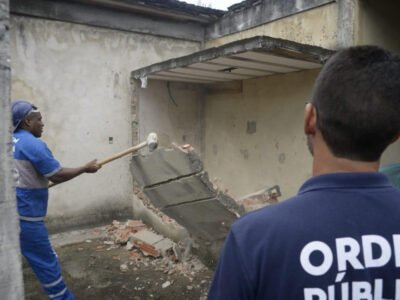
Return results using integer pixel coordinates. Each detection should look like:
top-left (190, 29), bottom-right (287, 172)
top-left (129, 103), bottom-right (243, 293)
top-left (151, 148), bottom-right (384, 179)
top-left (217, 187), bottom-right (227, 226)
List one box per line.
top-left (131, 36), bottom-right (334, 85)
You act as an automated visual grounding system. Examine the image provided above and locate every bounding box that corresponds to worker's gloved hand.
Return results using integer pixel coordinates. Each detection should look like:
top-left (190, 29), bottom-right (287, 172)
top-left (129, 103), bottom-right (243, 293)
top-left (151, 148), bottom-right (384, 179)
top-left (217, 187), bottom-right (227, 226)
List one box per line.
top-left (85, 159), bottom-right (101, 173)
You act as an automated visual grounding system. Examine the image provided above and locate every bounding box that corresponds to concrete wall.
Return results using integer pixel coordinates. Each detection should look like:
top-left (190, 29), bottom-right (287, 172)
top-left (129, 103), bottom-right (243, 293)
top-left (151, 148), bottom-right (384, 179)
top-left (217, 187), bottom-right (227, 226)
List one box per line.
top-left (136, 81), bottom-right (204, 153)
top-left (205, 3), bottom-right (338, 50)
top-left (130, 80), bottom-right (204, 240)
top-left (0, 0), bottom-right (24, 298)
top-left (358, 0), bottom-right (400, 54)
top-left (204, 69), bottom-right (319, 200)
top-left (10, 15), bottom-right (200, 231)
top-left (202, 0), bottom-right (400, 200)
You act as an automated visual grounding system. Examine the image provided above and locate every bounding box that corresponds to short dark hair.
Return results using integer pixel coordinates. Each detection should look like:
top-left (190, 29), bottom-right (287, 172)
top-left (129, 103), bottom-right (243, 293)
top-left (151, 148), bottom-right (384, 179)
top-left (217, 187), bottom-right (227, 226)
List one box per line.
top-left (312, 46), bottom-right (400, 161)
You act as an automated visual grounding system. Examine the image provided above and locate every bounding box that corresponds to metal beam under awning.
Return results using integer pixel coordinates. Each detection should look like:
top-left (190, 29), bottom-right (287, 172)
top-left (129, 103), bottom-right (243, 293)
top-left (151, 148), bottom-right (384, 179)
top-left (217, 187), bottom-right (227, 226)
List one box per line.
top-left (131, 36), bottom-right (335, 85)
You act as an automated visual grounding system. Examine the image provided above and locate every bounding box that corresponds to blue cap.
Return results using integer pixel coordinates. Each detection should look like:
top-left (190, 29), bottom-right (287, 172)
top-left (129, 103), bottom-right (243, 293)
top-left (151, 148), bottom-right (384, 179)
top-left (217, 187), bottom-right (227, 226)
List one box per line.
top-left (11, 100), bottom-right (35, 131)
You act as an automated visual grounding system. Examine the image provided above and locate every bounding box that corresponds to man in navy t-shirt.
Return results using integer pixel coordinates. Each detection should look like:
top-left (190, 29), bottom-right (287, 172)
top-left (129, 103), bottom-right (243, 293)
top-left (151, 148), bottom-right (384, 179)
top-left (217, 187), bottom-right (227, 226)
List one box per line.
top-left (208, 46), bottom-right (400, 299)
top-left (12, 100), bottom-right (101, 300)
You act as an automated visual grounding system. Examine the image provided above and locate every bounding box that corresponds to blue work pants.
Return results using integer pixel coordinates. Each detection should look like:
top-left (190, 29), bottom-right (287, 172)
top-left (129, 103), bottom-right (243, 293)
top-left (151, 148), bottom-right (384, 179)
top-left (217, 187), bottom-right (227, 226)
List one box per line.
top-left (20, 220), bottom-right (75, 300)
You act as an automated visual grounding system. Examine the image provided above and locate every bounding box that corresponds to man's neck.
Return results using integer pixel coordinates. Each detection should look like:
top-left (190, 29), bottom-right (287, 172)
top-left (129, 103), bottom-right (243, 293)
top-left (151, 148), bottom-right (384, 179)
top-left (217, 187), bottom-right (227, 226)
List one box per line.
top-left (312, 138), bottom-right (380, 176)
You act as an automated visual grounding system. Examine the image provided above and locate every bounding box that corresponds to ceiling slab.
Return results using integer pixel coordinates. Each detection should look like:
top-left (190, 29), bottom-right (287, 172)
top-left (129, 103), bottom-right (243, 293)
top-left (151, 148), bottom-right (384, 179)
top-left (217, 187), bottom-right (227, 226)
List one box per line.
top-left (233, 51), bottom-right (322, 69)
top-left (131, 36), bottom-right (334, 85)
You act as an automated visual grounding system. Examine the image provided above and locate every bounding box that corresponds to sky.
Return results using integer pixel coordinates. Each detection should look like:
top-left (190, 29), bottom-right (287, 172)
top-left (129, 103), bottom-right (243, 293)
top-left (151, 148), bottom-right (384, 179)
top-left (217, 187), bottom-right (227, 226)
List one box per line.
top-left (182, 0), bottom-right (241, 10)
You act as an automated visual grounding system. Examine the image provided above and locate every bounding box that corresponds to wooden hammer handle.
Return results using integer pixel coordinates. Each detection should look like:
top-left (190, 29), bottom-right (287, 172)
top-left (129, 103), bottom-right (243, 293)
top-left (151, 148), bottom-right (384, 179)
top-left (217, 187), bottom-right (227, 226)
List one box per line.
top-left (97, 141), bottom-right (147, 166)
top-left (48, 141), bottom-right (148, 188)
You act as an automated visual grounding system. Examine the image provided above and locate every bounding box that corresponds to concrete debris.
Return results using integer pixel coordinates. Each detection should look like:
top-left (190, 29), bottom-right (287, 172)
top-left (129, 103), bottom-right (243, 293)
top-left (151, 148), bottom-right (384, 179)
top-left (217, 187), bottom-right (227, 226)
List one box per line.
top-left (153, 237), bottom-right (175, 257)
top-left (108, 219), bottom-right (173, 256)
top-left (102, 219), bottom-right (206, 281)
top-left (162, 281), bottom-right (171, 288)
top-left (126, 241), bottom-right (134, 251)
top-left (128, 229), bottom-right (175, 258)
top-left (120, 264), bottom-right (128, 272)
top-left (106, 219), bottom-right (146, 245)
top-left (237, 185), bottom-right (281, 213)
top-left (126, 220), bottom-right (147, 230)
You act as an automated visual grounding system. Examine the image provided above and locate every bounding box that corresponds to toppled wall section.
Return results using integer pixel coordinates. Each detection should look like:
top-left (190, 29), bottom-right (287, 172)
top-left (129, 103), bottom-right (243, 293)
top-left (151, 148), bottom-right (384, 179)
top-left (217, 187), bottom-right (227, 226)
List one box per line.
top-left (131, 144), bottom-right (240, 267)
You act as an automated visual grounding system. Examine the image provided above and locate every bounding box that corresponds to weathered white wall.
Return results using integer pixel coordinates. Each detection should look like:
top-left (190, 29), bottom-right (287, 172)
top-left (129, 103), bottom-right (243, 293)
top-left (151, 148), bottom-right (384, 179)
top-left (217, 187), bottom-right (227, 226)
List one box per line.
top-left (205, 3), bottom-right (338, 50)
top-left (137, 81), bottom-right (204, 152)
top-left (204, 70), bottom-right (319, 201)
top-left (10, 16), bottom-right (200, 231)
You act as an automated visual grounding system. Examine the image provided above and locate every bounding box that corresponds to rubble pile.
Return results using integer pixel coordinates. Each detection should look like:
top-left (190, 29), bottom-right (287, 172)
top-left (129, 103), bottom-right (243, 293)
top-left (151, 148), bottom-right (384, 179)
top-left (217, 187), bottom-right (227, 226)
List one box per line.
top-left (103, 220), bottom-right (206, 281)
top-left (133, 185), bottom-right (178, 225)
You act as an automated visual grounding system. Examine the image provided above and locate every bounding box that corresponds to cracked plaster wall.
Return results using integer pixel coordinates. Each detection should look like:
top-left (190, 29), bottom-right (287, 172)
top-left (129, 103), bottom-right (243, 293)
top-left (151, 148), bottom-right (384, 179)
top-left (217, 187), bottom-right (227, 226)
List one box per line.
top-left (10, 15), bottom-right (200, 231)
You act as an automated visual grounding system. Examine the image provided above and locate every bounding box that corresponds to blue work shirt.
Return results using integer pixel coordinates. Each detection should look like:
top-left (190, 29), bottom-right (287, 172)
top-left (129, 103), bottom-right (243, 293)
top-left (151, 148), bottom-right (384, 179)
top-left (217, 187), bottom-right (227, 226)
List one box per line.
top-left (13, 129), bottom-right (61, 218)
top-left (208, 172), bottom-right (400, 300)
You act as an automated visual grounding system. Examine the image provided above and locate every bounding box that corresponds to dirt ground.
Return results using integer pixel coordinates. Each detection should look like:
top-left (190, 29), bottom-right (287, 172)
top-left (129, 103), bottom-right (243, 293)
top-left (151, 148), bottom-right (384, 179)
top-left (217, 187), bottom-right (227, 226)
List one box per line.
top-left (23, 227), bottom-right (214, 300)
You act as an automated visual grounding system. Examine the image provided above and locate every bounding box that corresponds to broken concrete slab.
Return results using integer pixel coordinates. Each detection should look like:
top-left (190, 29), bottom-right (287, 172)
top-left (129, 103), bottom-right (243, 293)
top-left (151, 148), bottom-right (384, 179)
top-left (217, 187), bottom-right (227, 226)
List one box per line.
top-left (153, 238), bottom-right (175, 257)
top-left (144, 172), bottom-right (216, 208)
top-left (130, 229), bottom-right (174, 258)
top-left (237, 185), bottom-right (281, 213)
top-left (107, 219), bottom-right (147, 244)
top-left (131, 144), bottom-right (241, 267)
top-left (131, 145), bottom-right (203, 187)
top-left (126, 220), bottom-right (147, 231)
top-left (163, 198), bottom-right (237, 241)
top-left (131, 230), bottom-right (164, 245)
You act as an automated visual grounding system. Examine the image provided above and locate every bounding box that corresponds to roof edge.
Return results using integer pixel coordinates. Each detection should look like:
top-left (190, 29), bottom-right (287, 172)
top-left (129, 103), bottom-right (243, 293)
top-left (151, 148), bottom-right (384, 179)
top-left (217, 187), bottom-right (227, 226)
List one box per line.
top-left (131, 35), bottom-right (335, 80)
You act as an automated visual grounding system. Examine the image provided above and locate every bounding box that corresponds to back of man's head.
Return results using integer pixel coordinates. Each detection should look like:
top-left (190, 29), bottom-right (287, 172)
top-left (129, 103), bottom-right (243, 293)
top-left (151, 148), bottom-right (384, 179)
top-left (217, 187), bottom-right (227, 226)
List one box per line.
top-left (312, 46), bottom-right (400, 162)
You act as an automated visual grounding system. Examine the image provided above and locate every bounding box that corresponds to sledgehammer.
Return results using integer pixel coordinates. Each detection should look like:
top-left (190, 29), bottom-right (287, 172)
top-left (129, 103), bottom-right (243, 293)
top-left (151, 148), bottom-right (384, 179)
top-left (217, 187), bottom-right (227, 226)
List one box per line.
top-left (96, 132), bottom-right (158, 166)
top-left (49, 132), bottom-right (158, 188)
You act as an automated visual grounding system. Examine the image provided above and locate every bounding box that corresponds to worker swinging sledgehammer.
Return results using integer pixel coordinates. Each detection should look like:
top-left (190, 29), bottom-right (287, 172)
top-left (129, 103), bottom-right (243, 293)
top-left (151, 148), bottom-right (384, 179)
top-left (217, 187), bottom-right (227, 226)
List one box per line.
top-left (12, 100), bottom-right (101, 299)
top-left (12, 99), bottom-right (158, 299)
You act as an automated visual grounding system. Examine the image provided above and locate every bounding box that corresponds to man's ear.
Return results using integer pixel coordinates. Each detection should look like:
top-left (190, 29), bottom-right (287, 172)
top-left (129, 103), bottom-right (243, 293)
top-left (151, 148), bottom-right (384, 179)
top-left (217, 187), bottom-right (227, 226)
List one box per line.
top-left (22, 118), bottom-right (31, 128)
top-left (304, 103), bottom-right (317, 136)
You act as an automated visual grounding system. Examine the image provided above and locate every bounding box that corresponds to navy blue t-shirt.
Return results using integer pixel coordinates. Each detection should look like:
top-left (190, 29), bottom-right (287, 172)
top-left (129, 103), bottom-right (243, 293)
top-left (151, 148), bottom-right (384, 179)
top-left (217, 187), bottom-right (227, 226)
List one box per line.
top-left (208, 172), bottom-right (400, 300)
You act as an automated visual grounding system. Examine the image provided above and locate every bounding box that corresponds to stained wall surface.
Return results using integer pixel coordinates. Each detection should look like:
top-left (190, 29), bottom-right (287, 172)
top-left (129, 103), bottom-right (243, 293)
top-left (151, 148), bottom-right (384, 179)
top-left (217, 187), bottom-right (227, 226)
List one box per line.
top-left (204, 69), bottom-right (319, 200)
top-left (10, 16), bottom-right (200, 230)
top-left (205, 3), bottom-right (338, 50)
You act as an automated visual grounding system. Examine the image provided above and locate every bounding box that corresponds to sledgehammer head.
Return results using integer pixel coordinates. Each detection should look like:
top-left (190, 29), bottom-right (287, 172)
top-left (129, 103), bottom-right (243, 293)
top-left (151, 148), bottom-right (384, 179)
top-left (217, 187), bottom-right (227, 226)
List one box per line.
top-left (147, 132), bottom-right (158, 152)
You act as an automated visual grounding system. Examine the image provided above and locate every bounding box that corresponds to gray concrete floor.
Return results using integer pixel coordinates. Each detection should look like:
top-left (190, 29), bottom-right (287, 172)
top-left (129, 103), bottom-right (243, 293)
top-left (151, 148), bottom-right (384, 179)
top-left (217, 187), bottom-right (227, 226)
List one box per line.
top-left (23, 225), bottom-right (213, 299)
